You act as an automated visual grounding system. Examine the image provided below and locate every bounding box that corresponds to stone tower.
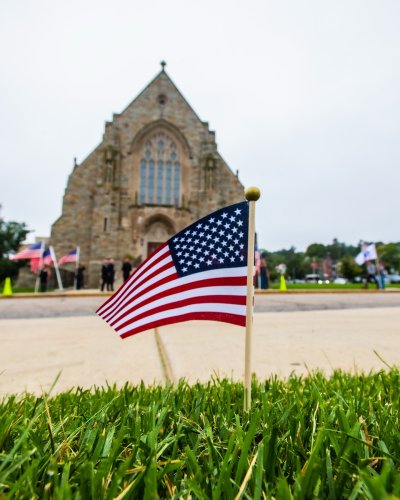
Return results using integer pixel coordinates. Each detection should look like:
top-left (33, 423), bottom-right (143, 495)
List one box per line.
top-left (51, 63), bottom-right (244, 287)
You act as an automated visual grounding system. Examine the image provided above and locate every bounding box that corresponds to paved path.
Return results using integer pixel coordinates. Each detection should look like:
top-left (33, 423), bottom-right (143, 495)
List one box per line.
top-left (1, 292), bottom-right (400, 319)
top-left (0, 306), bottom-right (399, 396)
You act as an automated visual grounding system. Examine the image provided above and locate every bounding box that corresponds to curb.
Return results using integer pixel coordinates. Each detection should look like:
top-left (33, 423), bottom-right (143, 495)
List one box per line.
top-left (1, 289), bottom-right (400, 299)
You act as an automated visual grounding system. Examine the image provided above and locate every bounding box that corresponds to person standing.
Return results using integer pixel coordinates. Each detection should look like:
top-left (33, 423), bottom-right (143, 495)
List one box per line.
top-left (39, 266), bottom-right (51, 292)
top-left (100, 260), bottom-right (108, 291)
top-left (76, 265), bottom-right (85, 290)
top-left (260, 257), bottom-right (270, 289)
top-left (366, 261), bottom-right (379, 289)
top-left (107, 259), bottom-right (115, 291)
top-left (377, 263), bottom-right (386, 289)
top-left (122, 259), bottom-right (132, 282)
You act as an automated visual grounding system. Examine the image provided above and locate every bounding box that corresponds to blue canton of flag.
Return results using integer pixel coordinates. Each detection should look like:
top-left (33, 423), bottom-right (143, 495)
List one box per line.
top-left (169, 202), bottom-right (249, 276)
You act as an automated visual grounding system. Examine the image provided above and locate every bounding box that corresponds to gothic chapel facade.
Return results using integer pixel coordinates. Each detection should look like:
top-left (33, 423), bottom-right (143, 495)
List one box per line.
top-left (51, 63), bottom-right (244, 287)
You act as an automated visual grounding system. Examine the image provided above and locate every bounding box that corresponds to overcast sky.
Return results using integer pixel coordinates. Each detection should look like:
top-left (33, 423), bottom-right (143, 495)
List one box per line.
top-left (1, 0), bottom-right (399, 251)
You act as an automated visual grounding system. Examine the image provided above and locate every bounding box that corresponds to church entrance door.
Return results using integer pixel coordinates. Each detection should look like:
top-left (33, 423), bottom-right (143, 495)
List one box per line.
top-left (147, 241), bottom-right (162, 258)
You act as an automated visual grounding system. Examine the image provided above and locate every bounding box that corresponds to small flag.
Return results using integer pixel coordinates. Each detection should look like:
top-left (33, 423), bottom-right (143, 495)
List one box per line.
top-left (42, 248), bottom-right (54, 266)
top-left (59, 248), bottom-right (79, 265)
top-left (355, 243), bottom-right (377, 266)
top-left (10, 242), bottom-right (43, 261)
top-left (30, 247), bottom-right (54, 274)
top-left (97, 202), bottom-right (249, 338)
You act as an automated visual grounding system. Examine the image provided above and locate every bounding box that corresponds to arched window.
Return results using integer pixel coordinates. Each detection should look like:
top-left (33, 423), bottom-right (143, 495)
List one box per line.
top-left (139, 132), bottom-right (181, 206)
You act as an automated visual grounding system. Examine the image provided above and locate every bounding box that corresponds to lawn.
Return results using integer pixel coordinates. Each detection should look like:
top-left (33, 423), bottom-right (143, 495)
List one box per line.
top-left (269, 282), bottom-right (400, 290)
top-left (1, 370), bottom-right (400, 497)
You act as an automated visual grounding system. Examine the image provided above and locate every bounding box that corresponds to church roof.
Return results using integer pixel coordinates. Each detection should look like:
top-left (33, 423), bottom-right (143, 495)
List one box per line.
top-left (120, 61), bottom-right (205, 124)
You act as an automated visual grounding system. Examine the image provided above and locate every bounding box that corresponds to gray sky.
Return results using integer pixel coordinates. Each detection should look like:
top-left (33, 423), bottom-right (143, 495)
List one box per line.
top-left (1, 0), bottom-right (399, 251)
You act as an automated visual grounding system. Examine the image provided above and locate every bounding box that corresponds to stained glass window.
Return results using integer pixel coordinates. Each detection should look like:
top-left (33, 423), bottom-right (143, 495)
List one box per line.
top-left (139, 132), bottom-right (181, 206)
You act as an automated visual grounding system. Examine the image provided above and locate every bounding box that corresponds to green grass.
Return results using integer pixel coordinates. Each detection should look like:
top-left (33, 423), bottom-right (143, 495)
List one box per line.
top-left (1, 370), bottom-right (400, 498)
top-left (270, 282), bottom-right (400, 290)
top-left (10, 287), bottom-right (35, 293)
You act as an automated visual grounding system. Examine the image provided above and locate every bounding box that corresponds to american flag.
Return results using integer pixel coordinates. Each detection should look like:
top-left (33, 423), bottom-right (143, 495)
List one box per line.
top-left (10, 242), bottom-right (43, 261)
top-left (30, 247), bottom-right (54, 274)
top-left (42, 248), bottom-right (54, 266)
top-left (97, 201), bottom-right (249, 338)
top-left (59, 247), bottom-right (79, 265)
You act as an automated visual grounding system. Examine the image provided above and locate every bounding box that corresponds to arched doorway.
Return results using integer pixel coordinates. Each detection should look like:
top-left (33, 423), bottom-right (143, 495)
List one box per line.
top-left (143, 215), bottom-right (175, 257)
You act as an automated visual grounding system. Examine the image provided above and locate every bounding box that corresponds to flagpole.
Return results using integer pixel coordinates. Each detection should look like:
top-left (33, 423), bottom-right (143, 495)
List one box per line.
top-left (34, 242), bottom-right (45, 294)
top-left (244, 186), bottom-right (261, 411)
top-left (50, 246), bottom-right (64, 291)
top-left (74, 247), bottom-right (80, 290)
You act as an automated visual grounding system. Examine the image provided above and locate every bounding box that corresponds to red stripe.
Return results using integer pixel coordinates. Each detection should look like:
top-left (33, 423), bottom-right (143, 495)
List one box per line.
top-left (101, 265), bottom-right (178, 321)
top-left (96, 248), bottom-right (174, 314)
top-left (119, 311), bottom-right (246, 338)
top-left (113, 294), bottom-right (247, 332)
top-left (96, 243), bottom-right (168, 314)
top-left (108, 275), bottom-right (247, 327)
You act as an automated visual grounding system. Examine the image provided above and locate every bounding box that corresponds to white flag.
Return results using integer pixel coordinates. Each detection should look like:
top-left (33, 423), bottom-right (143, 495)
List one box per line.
top-left (365, 243), bottom-right (377, 261)
top-left (355, 243), bottom-right (377, 266)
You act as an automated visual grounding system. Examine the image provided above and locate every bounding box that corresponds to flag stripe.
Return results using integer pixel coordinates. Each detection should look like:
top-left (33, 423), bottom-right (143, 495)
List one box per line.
top-left (10, 243), bottom-right (43, 260)
top-left (109, 284), bottom-right (247, 328)
top-left (120, 312), bottom-right (246, 338)
top-left (119, 306), bottom-right (247, 337)
top-left (114, 294), bottom-right (246, 332)
top-left (100, 268), bottom-right (247, 324)
top-left (100, 262), bottom-right (177, 321)
top-left (99, 256), bottom-right (174, 318)
top-left (59, 249), bottom-right (78, 265)
top-left (107, 279), bottom-right (247, 327)
top-left (96, 244), bottom-right (169, 315)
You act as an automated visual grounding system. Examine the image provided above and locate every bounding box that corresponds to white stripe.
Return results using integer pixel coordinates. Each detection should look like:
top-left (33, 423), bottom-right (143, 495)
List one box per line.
top-left (97, 248), bottom-right (172, 315)
top-left (117, 302), bottom-right (246, 335)
top-left (97, 247), bottom-right (170, 316)
top-left (110, 285), bottom-right (247, 329)
top-left (101, 264), bottom-right (177, 321)
top-left (101, 266), bottom-right (247, 323)
top-left (97, 245), bottom-right (169, 315)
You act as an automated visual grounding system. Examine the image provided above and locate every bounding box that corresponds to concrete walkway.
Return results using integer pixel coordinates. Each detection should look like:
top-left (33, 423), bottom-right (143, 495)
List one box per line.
top-left (1, 307), bottom-right (399, 396)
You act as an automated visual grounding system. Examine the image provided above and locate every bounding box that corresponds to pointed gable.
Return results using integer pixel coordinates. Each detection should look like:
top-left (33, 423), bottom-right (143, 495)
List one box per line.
top-left (51, 63), bottom-right (244, 288)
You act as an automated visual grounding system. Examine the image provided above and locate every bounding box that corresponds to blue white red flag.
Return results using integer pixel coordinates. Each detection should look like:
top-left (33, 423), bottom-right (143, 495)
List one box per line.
top-left (42, 248), bottom-right (54, 266)
top-left (10, 242), bottom-right (43, 261)
top-left (30, 247), bottom-right (54, 274)
top-left (97, 201), bottom-right (249, 338)
top-left (355, 243), bottom-right (378, 266)
top-left (59, 248), bottom-right (79, 265)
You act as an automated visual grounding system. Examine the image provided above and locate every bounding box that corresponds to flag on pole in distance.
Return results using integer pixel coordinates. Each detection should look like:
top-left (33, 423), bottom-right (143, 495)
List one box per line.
top-left (355, 243), bottom-right (378, 266)
top-left (97, 201), bottom-right (249, 338)
top-left (10, 242), bottom-right (43, 261)
top-left (30, 247), bottom-right (54, 274)
top-left (59, 248), bottom-right (79, 265)
top-left (42, 248), bottom-right (54, 266)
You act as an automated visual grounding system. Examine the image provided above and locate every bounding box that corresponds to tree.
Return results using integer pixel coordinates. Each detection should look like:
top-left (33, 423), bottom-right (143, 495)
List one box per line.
top-left (262, 246), bottom-right (307, 280)
top-left (377, 243), bottom-right (400, 272)
top-left (305, 243), bottom-right (327, 259)
top-left (338, 255), bottom-right (362, 281)
top-left (0, 209), bottom-right (30, 283)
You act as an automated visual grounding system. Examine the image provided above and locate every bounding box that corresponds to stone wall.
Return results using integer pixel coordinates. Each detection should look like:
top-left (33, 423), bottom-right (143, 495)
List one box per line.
top-left (51, 67), bottom-right (244, 288)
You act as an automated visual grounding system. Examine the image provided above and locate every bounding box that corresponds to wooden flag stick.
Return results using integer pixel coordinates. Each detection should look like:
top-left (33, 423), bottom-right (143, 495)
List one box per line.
top-left (244, 186), bottom-right (261, 411)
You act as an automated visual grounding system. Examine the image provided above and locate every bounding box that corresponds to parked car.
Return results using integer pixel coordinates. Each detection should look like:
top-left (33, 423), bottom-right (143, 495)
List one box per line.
top-left (333, 277), bottom-right (348, 285)
top-left (305, 274), bottom-right (330, 284)
top-left (387, 274), bottom-right (400, 284)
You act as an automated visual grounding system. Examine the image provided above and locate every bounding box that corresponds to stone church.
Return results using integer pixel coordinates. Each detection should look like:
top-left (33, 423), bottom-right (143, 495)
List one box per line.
top-left (51, 63), bottom-right (244, 288)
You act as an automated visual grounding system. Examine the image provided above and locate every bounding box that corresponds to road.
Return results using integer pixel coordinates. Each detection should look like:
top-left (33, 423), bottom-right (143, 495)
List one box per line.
top-left (1, 292), bottom-right (399, 395)
top-left (1, 292), bottom-right (400, 319)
